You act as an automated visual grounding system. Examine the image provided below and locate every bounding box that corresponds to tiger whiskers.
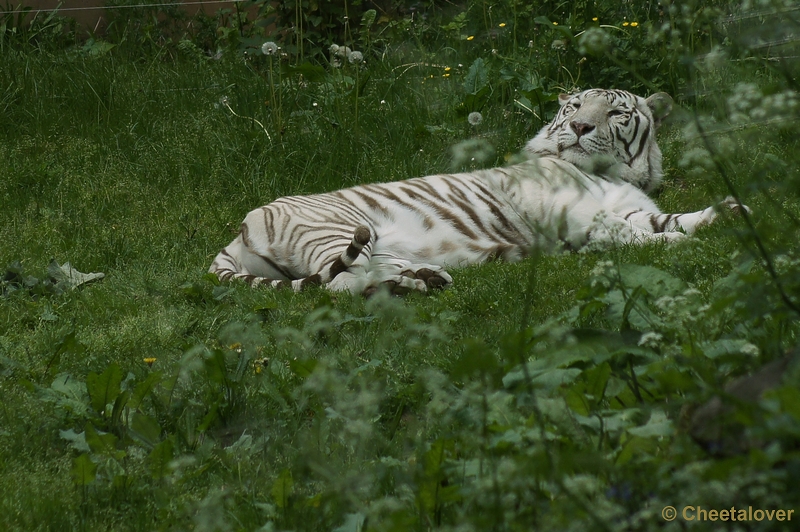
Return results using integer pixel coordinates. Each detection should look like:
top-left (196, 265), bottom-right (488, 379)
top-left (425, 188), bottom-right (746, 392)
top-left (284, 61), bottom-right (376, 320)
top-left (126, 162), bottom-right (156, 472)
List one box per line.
top-left (219, 96), bottom-right (272, 142)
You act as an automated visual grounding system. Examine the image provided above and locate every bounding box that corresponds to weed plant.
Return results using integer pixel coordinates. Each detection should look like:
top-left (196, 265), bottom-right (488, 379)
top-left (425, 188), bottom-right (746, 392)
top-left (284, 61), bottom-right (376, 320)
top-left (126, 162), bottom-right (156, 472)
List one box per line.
top-left (1, 0), bottom-right (800, 530)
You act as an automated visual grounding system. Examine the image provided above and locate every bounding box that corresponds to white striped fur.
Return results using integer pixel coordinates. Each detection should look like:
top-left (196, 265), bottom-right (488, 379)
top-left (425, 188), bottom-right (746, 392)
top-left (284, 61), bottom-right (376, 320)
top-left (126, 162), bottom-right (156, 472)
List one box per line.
top-left (210, 89), bottom-right (749, 295)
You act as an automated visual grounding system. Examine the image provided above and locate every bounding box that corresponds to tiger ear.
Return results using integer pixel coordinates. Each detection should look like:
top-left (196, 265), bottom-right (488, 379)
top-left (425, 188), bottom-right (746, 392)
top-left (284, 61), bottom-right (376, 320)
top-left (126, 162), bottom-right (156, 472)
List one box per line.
top-left (558, 93), bottom-right (572, 105)
top-left (646, 92), bottom-right (673, 127)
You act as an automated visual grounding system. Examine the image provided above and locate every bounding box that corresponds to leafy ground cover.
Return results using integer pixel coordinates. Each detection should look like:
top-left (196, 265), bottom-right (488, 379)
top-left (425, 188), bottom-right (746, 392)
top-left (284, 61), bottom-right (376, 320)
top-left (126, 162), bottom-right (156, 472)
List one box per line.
top-left (1, 0), bottom-right (800, 530)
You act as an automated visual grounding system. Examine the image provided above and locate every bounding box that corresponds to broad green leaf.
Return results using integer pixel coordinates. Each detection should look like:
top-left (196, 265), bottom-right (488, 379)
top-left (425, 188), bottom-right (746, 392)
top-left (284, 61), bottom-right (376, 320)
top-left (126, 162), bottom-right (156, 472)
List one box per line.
top-left (565, 386), bottom-right (590, 416)
top-left (585, 362), bottom-right (612, 403)
top-left (47, 330), bottom-right (86, 371)
top-left (333, 512), bottom-right (367, 532)
top-left (86, 363), bottom-right (122, 416)
top-left (769, 386), bottom-right (800, 420)
top-left (615, 434), bottom-right (658, 465)
top-left (129, 371), bottom-right (163, 410)
top-left (271, 469), bottom-right (294, 508)
top-left (463, 58), bottom-right (488, 95)
top-left (360, 9), bottom-right (376, 29)
top-left (618, 264), bottom-right (687, 298)
top-left (130, 413), bottom-right (162, 448)
top-left (71, 453), bottom-right (97, 486)
top-left (84, 423), bottom-right (122, 459)
top-left (149, 438), bottom-right (174, 479)
top-left (50, 372), bottom-right (87, 400)
top-left (289, 358), bottom-right (317, 379)
top-left (59, 428), bottom-right (90, 453)
top-left (627, 410), bottom-right (673, 438)
top-left (503, 366), bottom-right (581, 391)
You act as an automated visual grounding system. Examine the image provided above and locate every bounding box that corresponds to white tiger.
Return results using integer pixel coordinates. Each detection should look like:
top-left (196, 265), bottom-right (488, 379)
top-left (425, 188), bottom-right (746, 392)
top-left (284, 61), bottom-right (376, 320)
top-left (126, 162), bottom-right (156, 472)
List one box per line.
top-left (210, 88), bottom-right (748, 295)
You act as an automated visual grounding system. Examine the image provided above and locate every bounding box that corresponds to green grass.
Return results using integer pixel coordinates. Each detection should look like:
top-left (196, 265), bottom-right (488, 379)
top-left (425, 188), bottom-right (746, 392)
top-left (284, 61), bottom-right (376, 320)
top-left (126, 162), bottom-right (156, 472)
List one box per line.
top-left (2, 5), bottom-right (800, 530)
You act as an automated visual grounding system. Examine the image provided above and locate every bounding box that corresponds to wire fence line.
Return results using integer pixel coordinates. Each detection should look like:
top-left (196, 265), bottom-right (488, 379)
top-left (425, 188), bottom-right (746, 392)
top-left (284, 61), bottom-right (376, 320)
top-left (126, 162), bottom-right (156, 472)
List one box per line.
top-left (0, 1), bottom-right (247, 16)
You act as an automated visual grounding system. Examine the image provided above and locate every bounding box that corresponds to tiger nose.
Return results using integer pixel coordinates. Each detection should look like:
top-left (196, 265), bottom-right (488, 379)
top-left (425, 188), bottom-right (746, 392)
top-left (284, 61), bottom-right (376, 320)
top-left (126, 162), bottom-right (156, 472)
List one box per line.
top-left (570, 121), bottom-right (595, 138)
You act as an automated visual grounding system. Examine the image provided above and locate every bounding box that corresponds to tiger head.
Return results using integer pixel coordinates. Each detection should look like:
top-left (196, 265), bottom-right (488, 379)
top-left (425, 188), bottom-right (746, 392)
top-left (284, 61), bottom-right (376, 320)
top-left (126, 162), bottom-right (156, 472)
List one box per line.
top-left (525, 89), bottom-right (673, 193)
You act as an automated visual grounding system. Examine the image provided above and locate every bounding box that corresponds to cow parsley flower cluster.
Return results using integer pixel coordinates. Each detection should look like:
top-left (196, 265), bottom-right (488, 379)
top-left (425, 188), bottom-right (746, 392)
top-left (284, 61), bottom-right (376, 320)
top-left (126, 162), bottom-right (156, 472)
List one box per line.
top-left (727, 83), bottom-right (799, 125)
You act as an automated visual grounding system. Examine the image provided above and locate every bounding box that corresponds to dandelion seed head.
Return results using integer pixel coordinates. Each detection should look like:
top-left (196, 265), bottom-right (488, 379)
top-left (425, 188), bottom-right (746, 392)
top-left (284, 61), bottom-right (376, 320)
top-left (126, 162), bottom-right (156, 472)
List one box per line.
top-left (468, 111), bottom-right (483, 126)
top-left (551, 39), bottom-right (567, 51)
top-left (261, 41), bottom-right (279, 56)
top-left (348, 50), bottom-right (364, 64)
top-left (329, 43), bottom-right (340, 54)
top-left (578, 27), bottom-right (611, 55)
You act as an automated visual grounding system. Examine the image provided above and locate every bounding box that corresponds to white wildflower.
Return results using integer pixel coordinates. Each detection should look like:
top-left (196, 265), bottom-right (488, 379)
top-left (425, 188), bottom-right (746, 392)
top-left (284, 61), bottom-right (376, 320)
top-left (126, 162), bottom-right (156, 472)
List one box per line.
top-left (682, 288), bottom-right (702, 298)
top-left (740, 343), bottom-right (760, 357)
top-left (590, 260), bottom-right (614, 277)
top-left (654, 296), bottom-right (675, 312)
top-left (467, 111), bottom-right (483, 126)
top-left (329, 43), bottom-right (340, 54)
top-left (638, 332), bottom-right (663, 348)
top-left (261, 41), bottom-right (279, 56)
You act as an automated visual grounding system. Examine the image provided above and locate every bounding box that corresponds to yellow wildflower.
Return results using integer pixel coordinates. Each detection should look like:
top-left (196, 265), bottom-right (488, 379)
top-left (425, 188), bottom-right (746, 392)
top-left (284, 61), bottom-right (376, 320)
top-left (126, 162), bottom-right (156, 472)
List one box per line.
top-left (631, 22), bottom-right (639, 27)
top-left (553, 21), bottom-right (558, 26)
top-left (467, 35), bottom-right (474, 41)
top-left (592, 17), bottom-right (598, 21)
top-left (499, 23), bottom-right (506, 28)
top-left (443, 73), bottom-right (450, 78)
top-left (444, 66), bottom-right (451, 71)
top-left (623, 22), bottom-right (630, 26)
top-left (143, 357), bottom-right (156, 366)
